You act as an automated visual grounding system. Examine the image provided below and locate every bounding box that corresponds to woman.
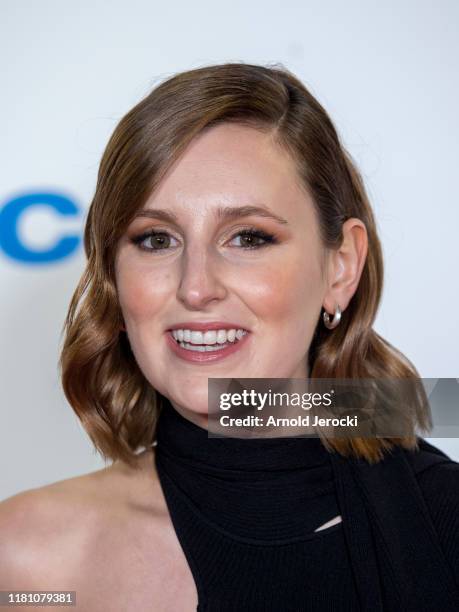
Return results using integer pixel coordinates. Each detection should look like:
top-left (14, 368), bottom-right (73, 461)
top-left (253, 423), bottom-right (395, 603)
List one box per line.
top-left (1, 62), bottom-right (458, 611)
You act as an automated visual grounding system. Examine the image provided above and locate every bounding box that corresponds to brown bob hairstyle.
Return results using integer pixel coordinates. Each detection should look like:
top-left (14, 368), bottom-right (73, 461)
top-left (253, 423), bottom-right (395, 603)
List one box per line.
top-left (59, 61), bottom-right (432, 468)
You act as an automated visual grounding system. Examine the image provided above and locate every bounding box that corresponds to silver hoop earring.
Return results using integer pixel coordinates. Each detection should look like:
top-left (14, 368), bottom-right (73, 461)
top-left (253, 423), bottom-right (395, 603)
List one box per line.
top-left (323, 304), bottom-right (341, 330)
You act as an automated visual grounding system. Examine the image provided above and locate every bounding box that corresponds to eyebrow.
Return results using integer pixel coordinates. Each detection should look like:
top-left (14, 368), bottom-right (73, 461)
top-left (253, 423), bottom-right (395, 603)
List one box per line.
top-left (132, 205), bottom-right (289, 226)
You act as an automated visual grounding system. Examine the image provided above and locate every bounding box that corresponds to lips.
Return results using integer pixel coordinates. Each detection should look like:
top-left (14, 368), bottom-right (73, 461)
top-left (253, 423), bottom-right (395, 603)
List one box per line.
top-left (165, 325), bottom-right (251, 363)
top-left (168, 329), bottom-right (245, 346)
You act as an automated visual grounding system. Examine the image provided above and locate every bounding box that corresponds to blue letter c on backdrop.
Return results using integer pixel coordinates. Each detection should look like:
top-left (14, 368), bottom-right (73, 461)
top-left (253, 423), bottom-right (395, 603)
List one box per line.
top-left (0, 192), bottom-right (81, 264)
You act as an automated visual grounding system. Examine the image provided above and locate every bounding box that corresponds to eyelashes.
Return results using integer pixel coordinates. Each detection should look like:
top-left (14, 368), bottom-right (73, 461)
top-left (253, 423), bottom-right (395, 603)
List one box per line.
top-left (129, 227), bottom-right (279, 254)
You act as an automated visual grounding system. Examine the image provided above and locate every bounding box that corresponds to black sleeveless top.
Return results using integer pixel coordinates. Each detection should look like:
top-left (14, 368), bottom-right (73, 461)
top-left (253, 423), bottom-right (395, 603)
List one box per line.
top-left (154, 398), bottom-right (361, 611)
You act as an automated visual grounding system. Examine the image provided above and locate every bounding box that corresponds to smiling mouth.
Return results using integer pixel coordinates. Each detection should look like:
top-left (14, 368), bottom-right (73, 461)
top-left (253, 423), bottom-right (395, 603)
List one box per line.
top-left (169, 330), bottom-right (248, 352)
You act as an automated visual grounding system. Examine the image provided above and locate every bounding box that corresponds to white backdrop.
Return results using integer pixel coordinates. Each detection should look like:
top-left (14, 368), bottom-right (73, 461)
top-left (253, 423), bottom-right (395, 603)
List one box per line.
top-left (1, 0), bottom-right (458, 501)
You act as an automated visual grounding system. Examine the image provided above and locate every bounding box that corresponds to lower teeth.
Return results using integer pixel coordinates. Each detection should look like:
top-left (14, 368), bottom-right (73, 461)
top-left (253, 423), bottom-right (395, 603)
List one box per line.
top-left (179, 341), bottom-right (234, 352)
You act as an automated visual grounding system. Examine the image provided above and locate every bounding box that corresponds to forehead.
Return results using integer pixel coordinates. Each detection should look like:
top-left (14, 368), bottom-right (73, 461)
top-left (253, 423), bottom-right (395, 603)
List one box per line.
top-left (141, 123), bottom-right (313, 223)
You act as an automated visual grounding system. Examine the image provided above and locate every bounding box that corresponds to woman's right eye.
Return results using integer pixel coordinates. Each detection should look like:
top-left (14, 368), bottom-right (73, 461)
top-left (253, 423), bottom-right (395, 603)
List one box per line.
top-left (130, 231), bottom-right (178, 253)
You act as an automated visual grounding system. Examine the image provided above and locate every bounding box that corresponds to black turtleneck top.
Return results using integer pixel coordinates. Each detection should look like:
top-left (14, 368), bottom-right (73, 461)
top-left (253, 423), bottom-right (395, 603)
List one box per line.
top-left (153, 399), bottom-right (459, 611)
top-left (154, 400), bottom-right (360, 611)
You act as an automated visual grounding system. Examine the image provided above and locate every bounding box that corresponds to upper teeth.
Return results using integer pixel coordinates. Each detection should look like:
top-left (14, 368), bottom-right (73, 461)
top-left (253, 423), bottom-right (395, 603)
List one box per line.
top-left (171, 328), bottom-right (248, 345)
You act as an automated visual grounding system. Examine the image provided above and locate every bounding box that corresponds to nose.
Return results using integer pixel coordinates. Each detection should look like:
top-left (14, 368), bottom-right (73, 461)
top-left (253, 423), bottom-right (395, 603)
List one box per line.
top-left (176, 247), bottom-right (228, 310)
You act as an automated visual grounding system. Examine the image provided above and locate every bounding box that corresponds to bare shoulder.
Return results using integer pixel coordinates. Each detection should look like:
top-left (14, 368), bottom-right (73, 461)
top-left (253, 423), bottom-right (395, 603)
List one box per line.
top-left (0, 448), bottom-right (170, 592)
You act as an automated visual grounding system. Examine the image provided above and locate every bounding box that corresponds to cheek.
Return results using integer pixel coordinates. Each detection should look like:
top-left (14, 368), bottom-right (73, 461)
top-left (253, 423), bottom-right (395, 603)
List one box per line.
top-left (116, 262), bottom-right (170, 322)
top-left (246, 255), bottom-right (323, 324)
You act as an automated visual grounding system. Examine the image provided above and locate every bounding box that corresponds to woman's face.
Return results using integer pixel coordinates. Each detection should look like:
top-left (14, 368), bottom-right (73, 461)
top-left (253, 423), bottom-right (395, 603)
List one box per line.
top-left (115, 123), bottom-right (332, 421)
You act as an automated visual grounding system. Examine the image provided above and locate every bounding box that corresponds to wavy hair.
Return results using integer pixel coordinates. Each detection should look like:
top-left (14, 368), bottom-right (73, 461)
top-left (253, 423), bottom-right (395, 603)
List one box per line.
top-left (59, 62), bottom-right (432, 467)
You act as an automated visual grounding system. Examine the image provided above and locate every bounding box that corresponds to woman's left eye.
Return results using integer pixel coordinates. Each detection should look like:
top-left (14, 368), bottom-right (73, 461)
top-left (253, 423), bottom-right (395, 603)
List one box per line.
top-left (130, 228), bottom-right (278, 253)
top-left (228, 228), bottom-right (277, 249)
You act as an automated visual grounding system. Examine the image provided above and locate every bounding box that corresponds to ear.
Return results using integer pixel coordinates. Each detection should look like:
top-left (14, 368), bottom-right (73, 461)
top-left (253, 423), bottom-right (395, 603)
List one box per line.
top-left (323, 218), bottom-right (368, 315)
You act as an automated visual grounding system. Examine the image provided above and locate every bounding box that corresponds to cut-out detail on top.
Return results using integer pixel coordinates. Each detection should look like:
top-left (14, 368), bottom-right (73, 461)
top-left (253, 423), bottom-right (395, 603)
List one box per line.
top-left (314, 514), bottom-right (343, 532)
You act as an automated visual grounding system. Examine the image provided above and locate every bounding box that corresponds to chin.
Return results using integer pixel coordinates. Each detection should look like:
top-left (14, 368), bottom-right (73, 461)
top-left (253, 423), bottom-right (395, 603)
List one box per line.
top-left (170, 392), bottom-right (210, 416)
